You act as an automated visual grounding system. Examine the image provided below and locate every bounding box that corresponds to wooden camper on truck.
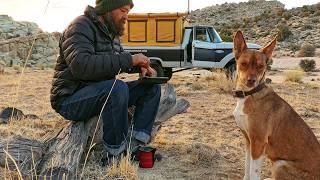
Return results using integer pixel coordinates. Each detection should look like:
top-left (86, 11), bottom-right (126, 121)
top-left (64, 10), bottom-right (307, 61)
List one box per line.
top-left (121, 13), bottom-right (186, 79)
top-left (122, 13), bottom-right (261, 80)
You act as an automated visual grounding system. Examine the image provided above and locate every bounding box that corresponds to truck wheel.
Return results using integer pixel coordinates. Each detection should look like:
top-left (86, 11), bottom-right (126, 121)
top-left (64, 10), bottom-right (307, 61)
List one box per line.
top-left (151, 63), bottom-right (164, 77)
top-left (225, 62), bottom-right (236, 80)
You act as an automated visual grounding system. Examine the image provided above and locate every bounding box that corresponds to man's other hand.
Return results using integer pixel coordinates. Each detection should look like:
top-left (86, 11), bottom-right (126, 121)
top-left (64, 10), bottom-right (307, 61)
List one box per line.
top-left (140, 67), bottom-right (157, 77)
top-left (132, 53), bottom-right (150, 68)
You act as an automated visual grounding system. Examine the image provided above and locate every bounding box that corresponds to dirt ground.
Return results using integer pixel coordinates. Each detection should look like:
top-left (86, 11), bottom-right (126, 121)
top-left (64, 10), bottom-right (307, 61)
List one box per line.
top-left (0, 57), bottom-right (319, 179)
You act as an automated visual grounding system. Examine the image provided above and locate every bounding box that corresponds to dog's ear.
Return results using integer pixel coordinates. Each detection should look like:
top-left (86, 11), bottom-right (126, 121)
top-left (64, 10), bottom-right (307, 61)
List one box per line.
top-left (233, 31), bottom-right (247, 60)
top-left (260, 36), bottom-right (277, 60)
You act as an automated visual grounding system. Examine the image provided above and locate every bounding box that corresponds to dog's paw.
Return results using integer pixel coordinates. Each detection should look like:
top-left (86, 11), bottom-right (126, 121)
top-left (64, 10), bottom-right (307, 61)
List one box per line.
top-left (263, 178), bottom-right (275, 180)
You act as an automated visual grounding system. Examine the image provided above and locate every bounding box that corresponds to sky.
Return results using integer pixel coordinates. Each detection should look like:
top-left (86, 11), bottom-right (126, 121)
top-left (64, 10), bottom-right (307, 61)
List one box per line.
top-left (0, 0), bottom-right (319, 32)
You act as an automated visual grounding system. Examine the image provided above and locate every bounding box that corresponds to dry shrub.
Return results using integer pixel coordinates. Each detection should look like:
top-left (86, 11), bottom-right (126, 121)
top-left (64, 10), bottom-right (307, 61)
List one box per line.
top-left (209, 70), bottom-right (234, 94)
top-left (106, 153), bottom-right (138, 180)
top-left (13, 65), bottom-right (22, 73)
top-left (277, 25), bottom-right (292, 41)
top-left (176, 86), bottom-right (190, 96)
top-left (299, 59), bottom-right (316, 72)
top-left (298, 43), bottom-right (316, 57)
top-left (191, 82), bottom-right (206, 91)
top-left (185, 143), bottom-right (218, 165)
top-left (284, 70), bottom-right (305, 83)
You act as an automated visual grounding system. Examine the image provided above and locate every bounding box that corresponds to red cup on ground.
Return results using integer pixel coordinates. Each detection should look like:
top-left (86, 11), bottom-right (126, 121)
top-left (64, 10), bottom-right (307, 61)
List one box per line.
top-left (138, 146), bottom-right (156, 168)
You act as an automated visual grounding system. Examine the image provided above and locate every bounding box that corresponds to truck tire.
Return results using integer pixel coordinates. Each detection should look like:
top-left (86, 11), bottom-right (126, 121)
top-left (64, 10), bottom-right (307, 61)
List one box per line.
top-left (151, 63), bottom-right (173, 80)
top-left (151, 63), bottom-right (164, 77)
top-left (225, 62), bottom-right (236, 80)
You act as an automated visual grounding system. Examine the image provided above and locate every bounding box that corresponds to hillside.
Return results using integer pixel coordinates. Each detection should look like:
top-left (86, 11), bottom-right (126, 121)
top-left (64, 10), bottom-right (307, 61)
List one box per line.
top-left (188, 0), bottom-right (320, 56)
top-left (0, 15), bottom-right (59, 68)
top-left (1, 0), bottom-right (320, 68)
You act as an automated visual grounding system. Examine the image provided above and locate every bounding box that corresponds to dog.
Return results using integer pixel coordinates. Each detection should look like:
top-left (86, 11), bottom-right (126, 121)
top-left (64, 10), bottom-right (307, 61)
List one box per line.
top-left (232, 31), bottom-right (320, 180)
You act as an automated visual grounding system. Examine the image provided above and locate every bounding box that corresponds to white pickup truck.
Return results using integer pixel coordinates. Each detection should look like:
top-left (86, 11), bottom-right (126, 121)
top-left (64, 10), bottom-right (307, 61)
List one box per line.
top-left (122, 13), bottom-right (261, 79)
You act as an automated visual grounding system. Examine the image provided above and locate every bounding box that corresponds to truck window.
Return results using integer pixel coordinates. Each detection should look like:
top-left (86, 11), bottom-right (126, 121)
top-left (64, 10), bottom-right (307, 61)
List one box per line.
top-left (195, 28), bottom-right (211, 42)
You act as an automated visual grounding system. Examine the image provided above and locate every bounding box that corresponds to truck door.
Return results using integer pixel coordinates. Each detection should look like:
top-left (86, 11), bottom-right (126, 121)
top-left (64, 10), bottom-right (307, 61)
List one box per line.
top-left (192, 27), bottom-right (217, 68)
top-left (192, 26), bottom-right (230, 68)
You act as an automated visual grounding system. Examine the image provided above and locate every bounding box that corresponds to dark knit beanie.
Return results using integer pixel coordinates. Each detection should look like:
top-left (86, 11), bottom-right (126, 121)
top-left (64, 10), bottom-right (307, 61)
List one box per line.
top-left (95, 0), bottom-right (134, 15)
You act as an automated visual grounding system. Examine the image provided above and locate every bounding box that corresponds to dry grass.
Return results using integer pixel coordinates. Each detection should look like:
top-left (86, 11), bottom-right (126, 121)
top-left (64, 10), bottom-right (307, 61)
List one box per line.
top-left (106, 153), bottom-right (138, 180)
top-left (284, 70), bottom-right (305, 82)
top-left (0, 68), bottom-right (319, 179)
top-left (207, 70), bottom-right (234, 94)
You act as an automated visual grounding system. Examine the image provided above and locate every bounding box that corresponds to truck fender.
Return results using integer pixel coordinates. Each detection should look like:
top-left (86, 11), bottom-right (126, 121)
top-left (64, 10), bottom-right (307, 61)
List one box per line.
top-left (149, 57), bottom-right (164, 66)
top-left (218, 53), bottom-right (235, 68)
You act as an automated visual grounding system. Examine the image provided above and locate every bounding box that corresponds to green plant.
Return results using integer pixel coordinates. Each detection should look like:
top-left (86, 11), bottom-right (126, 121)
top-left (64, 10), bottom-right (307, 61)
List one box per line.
top-left (278, 25), bottom-right (292, 41)
top-left (298, 43), bottom-right (316, 57)
top-left (282, 12), bottom-right (292, 20)
top-left (299, 59), bottom-right (316, 72)
top-left (219, 29), bottom-right (233, 42)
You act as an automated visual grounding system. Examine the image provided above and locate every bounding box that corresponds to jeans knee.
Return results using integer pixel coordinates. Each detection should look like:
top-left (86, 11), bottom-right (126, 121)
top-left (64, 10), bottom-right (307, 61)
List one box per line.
top-left (152, 84), bottom-right (161, 98)
top-left (110, 80), bottom-right (129, 102)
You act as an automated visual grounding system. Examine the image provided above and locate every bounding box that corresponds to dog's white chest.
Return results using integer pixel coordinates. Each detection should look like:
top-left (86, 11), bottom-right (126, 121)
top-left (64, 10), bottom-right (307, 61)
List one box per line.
top-left (233, 98), bottom-right (249, 131)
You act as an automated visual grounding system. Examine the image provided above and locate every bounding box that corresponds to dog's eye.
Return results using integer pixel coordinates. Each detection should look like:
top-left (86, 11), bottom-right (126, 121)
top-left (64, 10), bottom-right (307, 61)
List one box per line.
top-left (241, 62), bottom-right (247, 66)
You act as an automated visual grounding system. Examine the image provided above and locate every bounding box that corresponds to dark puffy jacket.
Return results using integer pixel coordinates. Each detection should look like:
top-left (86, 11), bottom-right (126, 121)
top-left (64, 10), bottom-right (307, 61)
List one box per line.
top-left (50, 6), bottom-right (133, 111)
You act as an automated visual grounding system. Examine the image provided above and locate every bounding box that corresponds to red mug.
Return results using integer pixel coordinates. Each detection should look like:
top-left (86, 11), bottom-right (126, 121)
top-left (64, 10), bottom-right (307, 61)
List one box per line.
top-left (138, 146), bottom-right (156, 168)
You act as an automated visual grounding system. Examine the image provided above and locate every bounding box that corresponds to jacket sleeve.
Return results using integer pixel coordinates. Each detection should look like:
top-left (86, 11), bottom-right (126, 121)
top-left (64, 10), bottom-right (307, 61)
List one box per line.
top-left (61, 18), bottom-right (133, 81)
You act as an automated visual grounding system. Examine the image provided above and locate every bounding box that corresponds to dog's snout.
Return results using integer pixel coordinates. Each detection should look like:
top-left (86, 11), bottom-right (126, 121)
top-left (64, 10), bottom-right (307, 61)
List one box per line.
top-left (247, 79), bottom-right (256, 84)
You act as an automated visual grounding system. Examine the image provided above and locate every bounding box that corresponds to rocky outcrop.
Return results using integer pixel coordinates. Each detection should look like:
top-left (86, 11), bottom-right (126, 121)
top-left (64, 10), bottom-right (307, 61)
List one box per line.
top-left (0, 15), bottom-right (60, 67)
top-left (188, 0), bottom-right (320, 56)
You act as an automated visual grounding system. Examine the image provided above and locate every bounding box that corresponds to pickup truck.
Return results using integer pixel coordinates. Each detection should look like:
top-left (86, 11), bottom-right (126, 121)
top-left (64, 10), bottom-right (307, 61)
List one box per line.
top-left (122, 13), bottom-right (261, 79)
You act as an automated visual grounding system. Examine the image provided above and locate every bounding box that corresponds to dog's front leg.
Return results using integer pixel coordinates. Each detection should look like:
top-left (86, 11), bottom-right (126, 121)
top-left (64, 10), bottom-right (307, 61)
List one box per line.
top-left (249, 140), bottom-right (265, 180)
top-left (244, 145), bottom-right (251, 180)
top-left (241, 130), bottom-right (250, 180)
top-left (250, 155), bottom-right (264, 180)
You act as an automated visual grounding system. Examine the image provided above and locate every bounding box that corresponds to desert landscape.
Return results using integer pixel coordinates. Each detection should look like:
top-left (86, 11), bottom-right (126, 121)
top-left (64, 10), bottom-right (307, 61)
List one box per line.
top-left (0, 55), bottom-right (319, 179)
top-left (1, 0), bottom-right (320, 179)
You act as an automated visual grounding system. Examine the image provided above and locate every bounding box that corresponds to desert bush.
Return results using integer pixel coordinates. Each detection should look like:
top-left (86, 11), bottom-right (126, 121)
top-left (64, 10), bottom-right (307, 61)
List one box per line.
top-left (13, 65), bottom-right (22, 73)
top-left (288, 43), bottom-right (300, 52)
top-left (284, 70), bottom-right (305, 82)
top-left (298, 43), bottom-right (316, 57)
top-left (219, 29), bottom-right (233, 42)
top-left (209, 69), bottom-right (234, 94)
top-left (282, 12), bottom-right (292, 20)
top-left (301, 24), bottom-right (313, 30)
top-left (276, 8), bottom-right (285, 16)
top-left (311, 18), bottom-right (320, 23)
top-left (277, 25), bottom-right (292, 41)
top-left (299, 59), bottom-right (316, 72)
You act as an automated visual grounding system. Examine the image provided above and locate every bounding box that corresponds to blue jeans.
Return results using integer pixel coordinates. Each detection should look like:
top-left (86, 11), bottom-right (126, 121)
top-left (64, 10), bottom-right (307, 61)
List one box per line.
top-left (58, 80), bottom-right (161, 156)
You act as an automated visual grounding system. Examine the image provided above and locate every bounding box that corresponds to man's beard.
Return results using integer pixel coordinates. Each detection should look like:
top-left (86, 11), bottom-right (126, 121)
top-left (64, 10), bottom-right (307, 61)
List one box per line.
top-left (103, 13), bottom-right (125, 36)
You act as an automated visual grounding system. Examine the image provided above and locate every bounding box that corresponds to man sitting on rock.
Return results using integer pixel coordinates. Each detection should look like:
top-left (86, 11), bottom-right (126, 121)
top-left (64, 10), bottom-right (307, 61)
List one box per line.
top-left (50, 0), bottom-right (160, 165)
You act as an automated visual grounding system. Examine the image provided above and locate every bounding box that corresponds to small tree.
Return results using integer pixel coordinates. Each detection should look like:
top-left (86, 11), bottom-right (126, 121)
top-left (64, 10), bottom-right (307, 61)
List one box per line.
top-left (299, 59), bottom-right (316, 72)
top-left (278, 25), bottom-right (292, 41)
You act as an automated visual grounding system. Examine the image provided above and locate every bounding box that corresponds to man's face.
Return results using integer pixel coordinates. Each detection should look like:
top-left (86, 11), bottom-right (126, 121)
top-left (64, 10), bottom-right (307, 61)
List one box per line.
top-left (103, 5), bottom-right (131, 36)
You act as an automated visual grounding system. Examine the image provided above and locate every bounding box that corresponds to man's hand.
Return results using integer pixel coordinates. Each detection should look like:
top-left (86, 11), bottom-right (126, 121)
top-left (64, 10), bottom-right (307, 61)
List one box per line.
top-left (132, 53), bottom-right (150, 68)
top-left (140, 67), bottom-right (157, 78)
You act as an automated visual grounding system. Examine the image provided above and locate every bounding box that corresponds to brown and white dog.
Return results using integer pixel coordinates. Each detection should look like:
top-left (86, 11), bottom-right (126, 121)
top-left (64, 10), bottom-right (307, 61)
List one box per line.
top-left (232, 31), bottom-right (320, 180)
